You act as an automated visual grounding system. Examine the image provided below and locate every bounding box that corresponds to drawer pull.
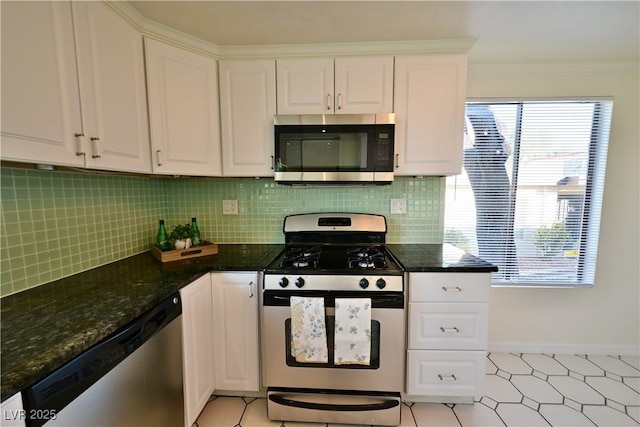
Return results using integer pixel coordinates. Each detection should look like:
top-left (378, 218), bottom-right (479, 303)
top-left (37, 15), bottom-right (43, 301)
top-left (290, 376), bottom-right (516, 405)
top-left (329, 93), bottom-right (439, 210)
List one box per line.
top-left (438, 374), bottom-right (457, 381)
top-left (442, 286), bottom-right (462, 292)
top-left (440, 326), bottom-right (460, 333)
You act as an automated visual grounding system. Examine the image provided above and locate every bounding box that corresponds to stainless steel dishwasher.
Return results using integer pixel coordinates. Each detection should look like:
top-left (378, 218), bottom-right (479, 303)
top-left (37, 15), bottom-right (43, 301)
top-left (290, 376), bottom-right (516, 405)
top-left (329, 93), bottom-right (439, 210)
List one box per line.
top-left (22, 293), bottom-right (184, 427)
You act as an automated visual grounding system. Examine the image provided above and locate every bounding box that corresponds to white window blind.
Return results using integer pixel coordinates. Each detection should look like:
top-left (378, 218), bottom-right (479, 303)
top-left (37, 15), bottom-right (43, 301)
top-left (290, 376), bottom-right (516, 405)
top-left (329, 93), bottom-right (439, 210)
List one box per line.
top-left (445, 100), bottom-right (613, 286)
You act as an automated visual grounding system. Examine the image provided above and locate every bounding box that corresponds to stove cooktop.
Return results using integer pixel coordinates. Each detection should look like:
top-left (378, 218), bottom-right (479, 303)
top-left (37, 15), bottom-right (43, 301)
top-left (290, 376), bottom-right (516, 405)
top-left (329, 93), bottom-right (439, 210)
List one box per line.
top-left (264, 213), bottom-right (404, 292)
top-left (265, 245), bottom-right (403, 275)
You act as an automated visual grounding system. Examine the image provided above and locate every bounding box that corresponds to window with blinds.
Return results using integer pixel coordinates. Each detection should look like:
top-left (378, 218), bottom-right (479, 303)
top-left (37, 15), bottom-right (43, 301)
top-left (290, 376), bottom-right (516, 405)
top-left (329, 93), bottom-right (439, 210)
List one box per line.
top-left (444, 100), bottom-right (613, 286)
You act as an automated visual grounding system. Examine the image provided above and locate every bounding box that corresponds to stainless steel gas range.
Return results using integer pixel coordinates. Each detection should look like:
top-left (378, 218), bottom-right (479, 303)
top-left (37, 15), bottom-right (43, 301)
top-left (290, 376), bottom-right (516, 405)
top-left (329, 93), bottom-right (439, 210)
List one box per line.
top-left (261, 213), bottom-right (405, 426)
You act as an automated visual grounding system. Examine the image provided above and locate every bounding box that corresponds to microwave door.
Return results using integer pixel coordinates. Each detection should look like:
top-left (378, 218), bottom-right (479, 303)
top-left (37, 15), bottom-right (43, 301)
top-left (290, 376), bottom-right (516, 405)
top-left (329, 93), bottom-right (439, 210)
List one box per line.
top-left (281, 140), bottom-right (302, 170)
top-left (301, 138), bottom-right (340, 169)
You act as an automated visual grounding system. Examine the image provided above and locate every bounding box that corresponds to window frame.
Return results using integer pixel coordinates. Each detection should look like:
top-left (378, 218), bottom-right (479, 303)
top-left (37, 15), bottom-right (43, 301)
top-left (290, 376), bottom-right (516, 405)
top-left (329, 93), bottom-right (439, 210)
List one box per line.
top-left (445, 97), bottom-right (613, 288)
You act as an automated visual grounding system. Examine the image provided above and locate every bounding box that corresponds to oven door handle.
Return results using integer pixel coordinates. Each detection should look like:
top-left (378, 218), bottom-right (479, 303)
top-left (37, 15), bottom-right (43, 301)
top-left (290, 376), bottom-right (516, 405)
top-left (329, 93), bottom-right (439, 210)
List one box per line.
top-left (268, 394), bottom-right (400, 412)
top-left (263, 292), bottom-right (404, 308)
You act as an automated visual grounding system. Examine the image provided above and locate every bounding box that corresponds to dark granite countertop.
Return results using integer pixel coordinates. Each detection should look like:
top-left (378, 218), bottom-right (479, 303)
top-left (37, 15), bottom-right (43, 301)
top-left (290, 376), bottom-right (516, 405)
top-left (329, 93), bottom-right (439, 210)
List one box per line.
top-left (0, 242), bottom-right (492, 402)
top-left (0, 244), bottom-right (283, 402)
top-left (387, 244), bottom-right (498, 272)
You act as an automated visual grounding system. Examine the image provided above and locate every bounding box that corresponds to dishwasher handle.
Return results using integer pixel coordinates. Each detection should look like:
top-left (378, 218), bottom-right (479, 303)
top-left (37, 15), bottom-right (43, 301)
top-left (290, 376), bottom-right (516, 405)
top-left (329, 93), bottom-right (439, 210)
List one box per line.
top-left (22, 293), bottom-right (182, 427)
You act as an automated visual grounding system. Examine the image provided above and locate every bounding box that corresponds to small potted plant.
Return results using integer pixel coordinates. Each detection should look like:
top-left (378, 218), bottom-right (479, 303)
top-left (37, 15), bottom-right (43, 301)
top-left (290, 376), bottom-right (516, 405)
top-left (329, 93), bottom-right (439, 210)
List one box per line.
top-left (169, 223), bottom-right (192, 250)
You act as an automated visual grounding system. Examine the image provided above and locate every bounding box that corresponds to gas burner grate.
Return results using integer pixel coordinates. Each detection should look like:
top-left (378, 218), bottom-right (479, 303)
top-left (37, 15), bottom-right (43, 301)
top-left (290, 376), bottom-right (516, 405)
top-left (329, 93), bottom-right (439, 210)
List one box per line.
top-left (346, 247), bottom-right (388, 269)
top-left (280, 246), bottom-right (322, 269)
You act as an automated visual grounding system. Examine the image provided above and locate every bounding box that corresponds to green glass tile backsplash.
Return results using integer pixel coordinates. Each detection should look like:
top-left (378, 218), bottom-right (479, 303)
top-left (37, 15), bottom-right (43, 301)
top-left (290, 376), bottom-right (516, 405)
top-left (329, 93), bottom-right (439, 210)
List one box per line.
top-left (0, 167), bottom-right (444, 296)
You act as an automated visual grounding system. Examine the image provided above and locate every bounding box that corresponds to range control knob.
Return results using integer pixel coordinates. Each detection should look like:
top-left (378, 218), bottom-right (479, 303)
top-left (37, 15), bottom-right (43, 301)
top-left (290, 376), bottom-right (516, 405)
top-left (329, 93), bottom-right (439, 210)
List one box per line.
top-left (295, 277), bottom-right (305, 288)
top-left (359, 278), bottom-right (369, 289)
top-left (279, 277), bottom-right (289, 288)
top-left (376, 278), bottom-right (387, 289)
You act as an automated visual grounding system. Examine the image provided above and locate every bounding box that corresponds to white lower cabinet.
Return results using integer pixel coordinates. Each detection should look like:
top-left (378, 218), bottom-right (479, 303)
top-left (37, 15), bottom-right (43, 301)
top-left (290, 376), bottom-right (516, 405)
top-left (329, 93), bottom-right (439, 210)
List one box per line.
top-left (181, 274), bottom-right (216, 427)
top-left (407, 350), bottom-right (486, 397)
top-left (211, 272), bottom-right (260, 392)
top-left (408, 303), bottom-right (489, 350)
top-left (0, 393), bottom-right (26, 427)
top-left (406, 272), bottom-right (490, 402)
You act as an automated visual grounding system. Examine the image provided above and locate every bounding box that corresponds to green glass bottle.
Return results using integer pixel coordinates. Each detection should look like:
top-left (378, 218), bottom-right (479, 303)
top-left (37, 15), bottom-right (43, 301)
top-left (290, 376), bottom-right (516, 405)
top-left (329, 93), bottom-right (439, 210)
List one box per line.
top-left (190, 217), bottom-right (202, 246)
top-left (157, 219), bottom-right (172, 251)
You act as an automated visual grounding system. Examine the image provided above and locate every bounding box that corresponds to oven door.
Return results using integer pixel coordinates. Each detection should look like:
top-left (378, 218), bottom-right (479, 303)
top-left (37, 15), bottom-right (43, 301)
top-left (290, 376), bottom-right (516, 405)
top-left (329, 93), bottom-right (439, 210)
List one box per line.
top-left (261, 290), bottom-right (405, 392)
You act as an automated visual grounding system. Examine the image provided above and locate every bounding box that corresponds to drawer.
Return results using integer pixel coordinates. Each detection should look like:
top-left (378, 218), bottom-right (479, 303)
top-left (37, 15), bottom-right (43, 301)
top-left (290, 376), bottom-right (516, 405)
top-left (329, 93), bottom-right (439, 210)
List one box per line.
top-left (408, 303), bottom-right (488, 350)
top-left (406, 350), bottom-right (486, 397)
top-left (409, 272), bottom-right (490, 303)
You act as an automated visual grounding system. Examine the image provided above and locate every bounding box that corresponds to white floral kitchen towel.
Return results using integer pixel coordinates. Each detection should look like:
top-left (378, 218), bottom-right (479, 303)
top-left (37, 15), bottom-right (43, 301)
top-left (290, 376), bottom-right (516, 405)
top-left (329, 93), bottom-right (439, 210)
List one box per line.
top-left (334, 298), bottom-right (372, 365)
top-left (290, 296), bottom-right (328, 363)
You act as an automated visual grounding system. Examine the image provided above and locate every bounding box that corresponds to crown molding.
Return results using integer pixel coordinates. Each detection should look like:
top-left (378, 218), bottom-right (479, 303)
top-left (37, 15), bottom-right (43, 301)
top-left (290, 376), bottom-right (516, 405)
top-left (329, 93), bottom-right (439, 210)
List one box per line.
top-left (106, 1), bottom-right (221, 57)
top-left (106, 1), bottom-right (474, 60)
top-left (218, 39), bottom-right (477, 59)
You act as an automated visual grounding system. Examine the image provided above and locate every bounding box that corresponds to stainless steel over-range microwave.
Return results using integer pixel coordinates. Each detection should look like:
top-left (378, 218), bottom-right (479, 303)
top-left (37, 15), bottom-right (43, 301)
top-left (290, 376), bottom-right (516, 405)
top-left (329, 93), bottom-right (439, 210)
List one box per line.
top-left (273, 114), bottom-right (395, 184)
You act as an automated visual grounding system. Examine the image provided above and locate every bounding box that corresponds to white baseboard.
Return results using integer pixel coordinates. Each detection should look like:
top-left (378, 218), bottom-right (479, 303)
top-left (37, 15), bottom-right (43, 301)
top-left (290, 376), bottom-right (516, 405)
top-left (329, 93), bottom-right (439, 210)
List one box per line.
top-left (488, 342), bottom-right (640, 356)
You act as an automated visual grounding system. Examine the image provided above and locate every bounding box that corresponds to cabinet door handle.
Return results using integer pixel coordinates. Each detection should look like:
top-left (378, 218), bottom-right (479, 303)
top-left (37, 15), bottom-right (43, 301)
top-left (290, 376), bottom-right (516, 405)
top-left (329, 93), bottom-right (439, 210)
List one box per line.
top-left (440, 326), bottom-right (460, 333)
top-left (74, 133), bottom-right (85, 156)
top-left (90, 137), bottom-right (101, 158)
top-left (438, 374), bottom-right (457, 382)
top-left (327, 94), bottom-right (332, 111)
top-left (270, 155), bottom-right (275, 170)
top-left (442, 286), bottom-right (462, 292)
top-left (157, 150), bottom-right (162, 166)
top-left (248, 281), bottom-right (254, 298)
top-left (337, 93), bottom-right (342, 110)
top-left (395, 153), bottom-right (399, 169)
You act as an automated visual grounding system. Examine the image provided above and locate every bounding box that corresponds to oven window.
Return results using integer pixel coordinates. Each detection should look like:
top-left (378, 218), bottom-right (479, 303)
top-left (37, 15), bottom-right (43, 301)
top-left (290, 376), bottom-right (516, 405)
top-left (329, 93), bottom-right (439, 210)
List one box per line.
top-left (284, 316), bottom-right (381, 369)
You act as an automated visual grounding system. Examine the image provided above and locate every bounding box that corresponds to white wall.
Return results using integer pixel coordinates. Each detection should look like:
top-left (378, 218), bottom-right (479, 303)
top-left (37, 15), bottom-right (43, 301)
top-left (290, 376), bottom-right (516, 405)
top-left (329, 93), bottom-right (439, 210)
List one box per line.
top-left (467, 62), bottom-right (640, 355)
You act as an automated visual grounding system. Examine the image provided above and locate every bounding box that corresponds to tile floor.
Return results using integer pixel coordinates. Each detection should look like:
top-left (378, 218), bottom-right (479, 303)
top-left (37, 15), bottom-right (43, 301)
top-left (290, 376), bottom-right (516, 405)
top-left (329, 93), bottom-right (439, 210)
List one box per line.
top-left (194, 353), bottom-right (640, 427)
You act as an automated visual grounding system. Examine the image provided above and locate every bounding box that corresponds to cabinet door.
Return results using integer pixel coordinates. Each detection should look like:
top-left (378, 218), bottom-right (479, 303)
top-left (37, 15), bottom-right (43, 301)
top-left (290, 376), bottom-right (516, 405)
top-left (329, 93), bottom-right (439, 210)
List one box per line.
top-left (276, 58), bottom-right (334, 114)
top-left (334, 56), bottom-right (394, 114)
top-left (394, 54), bottom-right (467, 176)
top-left (211, 272), bottom-right (260, 391)
top-left (72, 2), bottom-right (151, 173)
top-left (145, 38), bottom-right (222, 176)
top-left (219, 60), bottom-right (276, 176)
top-left (181, 274), bottom-right (216, 427)
top-left (0, 1), bottom-right (84, 167)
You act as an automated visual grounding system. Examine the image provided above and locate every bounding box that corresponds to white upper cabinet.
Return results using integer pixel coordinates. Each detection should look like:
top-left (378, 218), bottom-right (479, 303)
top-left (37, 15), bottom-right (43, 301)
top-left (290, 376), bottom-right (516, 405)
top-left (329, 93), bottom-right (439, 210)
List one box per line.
top-left (394, 54), bottom-right (467, 176)
top-left (276, 58), bottom-right (333, 114)
top-left (1, 1), bottom-right (84, 167)
top-left (219, 59), bottom-right (277, 177)
top-left (334, 56), bottom-right (394, 114)
top-left (72, 2), bottom-right (151, 173)
top-left (1, 1), bottom-right (151, 173)
top-left (276, 56), bottom-right (394, 114)
top-left (145, 39), bottom-right (222, 176)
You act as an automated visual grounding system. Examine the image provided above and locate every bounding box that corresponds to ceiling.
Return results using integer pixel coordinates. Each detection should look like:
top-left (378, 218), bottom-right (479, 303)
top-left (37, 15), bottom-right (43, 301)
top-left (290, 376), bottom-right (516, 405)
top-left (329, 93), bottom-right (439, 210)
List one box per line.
top-left (127, 1), bottom-right (639, 64)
